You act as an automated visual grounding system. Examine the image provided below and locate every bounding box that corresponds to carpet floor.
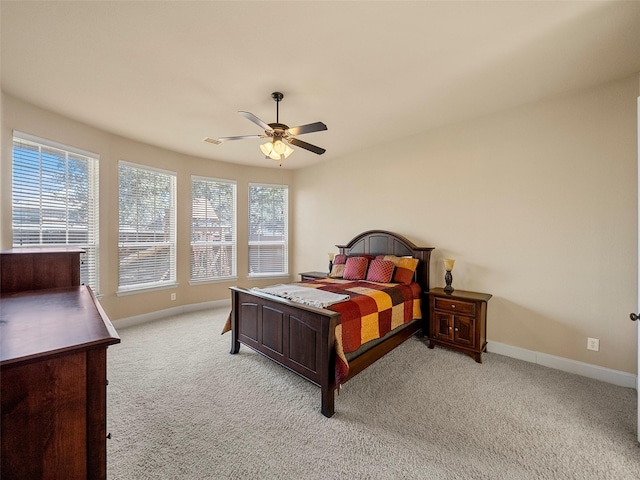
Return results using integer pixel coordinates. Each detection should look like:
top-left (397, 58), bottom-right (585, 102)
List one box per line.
top-left (107, 307), bottom-right (640, 479)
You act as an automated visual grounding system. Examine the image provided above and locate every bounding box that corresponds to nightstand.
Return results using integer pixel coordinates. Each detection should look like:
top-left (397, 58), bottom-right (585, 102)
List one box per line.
top-left (428, 287), bottom-right (492, 363)
top-left (299, 271), bottom-right (328, 281)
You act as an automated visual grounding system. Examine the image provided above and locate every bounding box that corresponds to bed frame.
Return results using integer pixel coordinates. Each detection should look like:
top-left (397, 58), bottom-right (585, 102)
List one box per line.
top-left (229, 230), bottom-right (434, 417)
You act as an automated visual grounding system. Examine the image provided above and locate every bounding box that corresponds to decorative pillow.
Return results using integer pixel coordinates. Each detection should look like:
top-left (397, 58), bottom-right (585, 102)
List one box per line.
top-left (366, 259), bottom-right (395, 283)
top-left (333, 254), bottom-right (347, 265)
top-left (383, 255), bottom-right (401, 265)
top-left (392, 257), bottom-right (419, 284)
top-left (343, 256), bottom-right (369, 280)
top-left (329, 264), bottom-right (345, 278)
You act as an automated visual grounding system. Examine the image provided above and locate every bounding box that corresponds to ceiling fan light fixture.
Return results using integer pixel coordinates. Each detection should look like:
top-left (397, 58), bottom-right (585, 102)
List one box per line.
top-left (273, 139), bottom-right (287, 155)
top-left (281, 143), bottom-right (294, 159)
top-left (260, 141), bottom-right (274, 157)
top-left (261, 139), bottom-right (293, 161)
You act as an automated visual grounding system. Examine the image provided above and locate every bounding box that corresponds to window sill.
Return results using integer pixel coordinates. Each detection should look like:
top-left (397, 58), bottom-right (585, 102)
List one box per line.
top-left (189, 277), bottom-right (238, 286)
top-left (247, 274), bottom-right (290, 280)
top-left (116, 282), bottom-right (179, 296)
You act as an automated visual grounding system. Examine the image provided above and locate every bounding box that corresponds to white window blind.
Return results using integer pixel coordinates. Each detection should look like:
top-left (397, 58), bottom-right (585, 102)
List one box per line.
top-left (248, 183), bottom-right (288, 277)
top-left (118, 161), bottom-right (176, 292)
top-left (12, 132), bottom-right (100, 293)
top-left (191, 176), bottom-right (237, 282)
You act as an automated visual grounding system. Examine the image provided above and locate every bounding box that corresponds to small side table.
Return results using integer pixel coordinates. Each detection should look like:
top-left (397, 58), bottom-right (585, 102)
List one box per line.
top-left (299, 271), bottom-right (328, 281)
top-left (428, 287), bottom-right (492, 363)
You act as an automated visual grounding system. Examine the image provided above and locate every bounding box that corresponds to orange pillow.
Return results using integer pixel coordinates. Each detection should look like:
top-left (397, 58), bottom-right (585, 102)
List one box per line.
top-left (392, 257), bottom-right (419, 284)
top-left (383, 255), bottom-right (400, 265)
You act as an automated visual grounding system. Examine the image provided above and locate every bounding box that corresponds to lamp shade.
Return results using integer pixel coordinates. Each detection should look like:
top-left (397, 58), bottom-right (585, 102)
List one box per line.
top-left (443, 258), bottom-right (455, 271)
top-left (260, 139), bottom-right (293, 161)
top-left (260, 141), bottom-right (276, 158)
top-left (273, 139), bottom-right (286, 154)
top-left (280, 143), bottom-right (293, 158)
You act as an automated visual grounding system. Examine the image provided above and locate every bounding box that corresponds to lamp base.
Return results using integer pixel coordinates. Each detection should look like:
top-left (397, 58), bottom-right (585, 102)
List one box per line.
top-left (444, 270), bottom-right (454, 293)
top-left (329, 261), bottom-right (333, 274)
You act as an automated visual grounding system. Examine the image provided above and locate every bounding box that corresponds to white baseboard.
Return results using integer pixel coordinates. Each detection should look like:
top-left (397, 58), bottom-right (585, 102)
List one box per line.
top-left (487, 341), bottom-right (637, 389)
top-left (113, 299), bottom-right (231, 329)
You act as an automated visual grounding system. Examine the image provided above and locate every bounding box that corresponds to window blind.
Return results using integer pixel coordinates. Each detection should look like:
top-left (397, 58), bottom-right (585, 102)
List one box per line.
top-left (191, 176), bottom-right (237, 282)
top-left (12, 132), bottom-right (100, 293)
top-left (248, 183), bottom-right (288, 276)
top-left (118, 161), bottom-right (176, 291)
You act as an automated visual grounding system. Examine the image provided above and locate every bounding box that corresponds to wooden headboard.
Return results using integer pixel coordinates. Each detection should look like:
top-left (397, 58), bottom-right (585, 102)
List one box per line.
top-left (335, 230), bottom-right (434, 291)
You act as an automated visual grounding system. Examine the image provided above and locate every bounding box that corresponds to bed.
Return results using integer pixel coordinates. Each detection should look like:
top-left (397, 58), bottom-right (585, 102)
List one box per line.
top-left (228, 230), bottom-right (434, 417)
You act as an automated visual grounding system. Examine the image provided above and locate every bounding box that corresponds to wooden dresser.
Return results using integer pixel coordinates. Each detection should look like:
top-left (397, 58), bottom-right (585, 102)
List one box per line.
top-left (0, 249), bottom-right (120, 480)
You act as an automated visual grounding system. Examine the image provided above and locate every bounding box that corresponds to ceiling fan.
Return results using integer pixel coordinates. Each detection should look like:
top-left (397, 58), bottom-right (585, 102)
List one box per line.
top-left (203, 92), bottom-right (327, 165)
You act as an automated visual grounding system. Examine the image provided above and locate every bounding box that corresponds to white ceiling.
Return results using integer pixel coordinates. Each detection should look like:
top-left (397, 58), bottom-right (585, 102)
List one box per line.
top-left (2, 1), bottom-right (640, 169)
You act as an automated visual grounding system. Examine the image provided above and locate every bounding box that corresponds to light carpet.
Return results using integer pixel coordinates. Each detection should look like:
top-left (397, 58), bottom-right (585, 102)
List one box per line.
top-left (107, 307), bottom-right (640, 479)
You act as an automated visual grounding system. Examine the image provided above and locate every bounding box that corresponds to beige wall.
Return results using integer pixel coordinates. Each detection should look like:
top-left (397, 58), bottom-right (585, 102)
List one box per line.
top-left (1, 93), bottom-right (294, 321)
top-left (293, 75), bottom-right (639, 374)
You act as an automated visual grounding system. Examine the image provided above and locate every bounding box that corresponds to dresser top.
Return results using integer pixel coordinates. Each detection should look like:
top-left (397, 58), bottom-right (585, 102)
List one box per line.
top-left (1, 286), bottom-right (120, 366)
top-left (1, 247), bottom-right (85, 255)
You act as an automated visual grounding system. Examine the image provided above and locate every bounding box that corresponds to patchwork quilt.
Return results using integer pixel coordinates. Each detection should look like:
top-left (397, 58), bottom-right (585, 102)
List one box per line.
top-left (299, 278), bottom-right (422, 387)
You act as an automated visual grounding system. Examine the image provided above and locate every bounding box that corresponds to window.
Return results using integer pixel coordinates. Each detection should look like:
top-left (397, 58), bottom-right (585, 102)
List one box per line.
top-left (118, 161), bottom-right (176, 292)
top-left (191, 176), bottom-right (237, 282)
top-left (12, 131), bottom-right (100, 293)
top-left (248, 183), bottom-right (288, 276)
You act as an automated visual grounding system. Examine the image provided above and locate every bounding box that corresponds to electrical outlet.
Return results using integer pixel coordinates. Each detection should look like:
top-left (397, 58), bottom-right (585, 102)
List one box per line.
top-left (587, 337), bottom-right (599, 352)
top-left (170, 293), bottom-right (176, 301)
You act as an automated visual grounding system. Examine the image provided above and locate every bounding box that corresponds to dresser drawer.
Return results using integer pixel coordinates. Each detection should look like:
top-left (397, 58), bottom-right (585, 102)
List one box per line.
top-left (433, 297), bottom-right (476, 316)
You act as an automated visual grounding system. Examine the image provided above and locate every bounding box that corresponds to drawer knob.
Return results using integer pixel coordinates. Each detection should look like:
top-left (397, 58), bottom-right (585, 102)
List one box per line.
top-left (451, 304), bottom-right (456, 308)
top-left (454, 328), bottom-right (459, 332)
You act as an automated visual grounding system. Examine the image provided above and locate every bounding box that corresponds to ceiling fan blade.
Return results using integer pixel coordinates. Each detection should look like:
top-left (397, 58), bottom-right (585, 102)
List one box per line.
top-left (238, 111), bottom-right (271, 131)
top-left (215, 134), bottom-right (266, 143)
top-left (288, 137), bottom-right (326, 155)
top-left (286, 122), bottom-right (327, 136)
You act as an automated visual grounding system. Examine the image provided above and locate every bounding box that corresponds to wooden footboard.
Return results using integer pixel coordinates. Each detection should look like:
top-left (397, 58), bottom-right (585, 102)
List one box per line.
top-left (230, 286), bottom-right (423, 417)
top-left (230, 286), bottom-right (341, 417)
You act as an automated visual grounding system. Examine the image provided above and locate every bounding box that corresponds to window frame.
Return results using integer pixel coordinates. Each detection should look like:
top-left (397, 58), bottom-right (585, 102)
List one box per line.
top-left (190, 175), bottom-right (237, 283)
top-left (247, 182), bottom-right (289, 278)
top-left (117, 161), bottom-right (177, 295)
top-left (11, 131), bottom-right (100, 294)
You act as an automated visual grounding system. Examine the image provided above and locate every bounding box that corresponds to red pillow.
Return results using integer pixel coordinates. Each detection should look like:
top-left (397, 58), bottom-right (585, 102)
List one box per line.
top-left (343, 256), bottom-right (369, 280)
top-left (366, 259), bottom-right (395, 283)
top-left (333, 254), bottom-right (347, 265)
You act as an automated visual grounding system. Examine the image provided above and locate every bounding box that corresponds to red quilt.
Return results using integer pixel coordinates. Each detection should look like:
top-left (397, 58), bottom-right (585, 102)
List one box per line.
top-left (299, 278), bottom-right (422, 387)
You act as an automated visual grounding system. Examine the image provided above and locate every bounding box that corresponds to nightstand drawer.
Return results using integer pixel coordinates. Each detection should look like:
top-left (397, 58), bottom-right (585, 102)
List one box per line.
top-left (433, 297), bottom-right (476, 316)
